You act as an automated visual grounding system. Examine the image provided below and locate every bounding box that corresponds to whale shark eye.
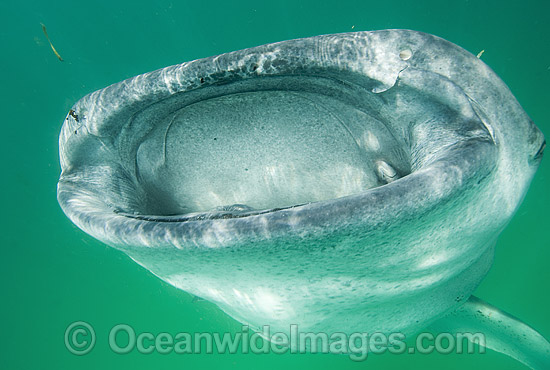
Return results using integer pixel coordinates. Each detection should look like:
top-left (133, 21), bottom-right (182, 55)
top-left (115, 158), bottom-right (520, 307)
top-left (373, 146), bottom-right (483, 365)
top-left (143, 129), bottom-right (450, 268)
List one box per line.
top-left (532, 139), bottom-right (545, 163)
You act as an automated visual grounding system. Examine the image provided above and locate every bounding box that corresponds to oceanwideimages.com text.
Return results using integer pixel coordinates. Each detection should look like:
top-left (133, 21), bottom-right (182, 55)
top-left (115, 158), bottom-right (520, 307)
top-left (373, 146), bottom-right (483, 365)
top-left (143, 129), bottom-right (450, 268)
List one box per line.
top-left (65, 321), bottom-right (486, 360)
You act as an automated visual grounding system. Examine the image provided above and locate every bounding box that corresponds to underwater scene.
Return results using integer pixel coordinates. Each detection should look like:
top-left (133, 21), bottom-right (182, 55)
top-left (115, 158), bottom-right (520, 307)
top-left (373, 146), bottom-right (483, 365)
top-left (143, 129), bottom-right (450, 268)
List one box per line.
top-left (1, 0), bottom-right (548, 369)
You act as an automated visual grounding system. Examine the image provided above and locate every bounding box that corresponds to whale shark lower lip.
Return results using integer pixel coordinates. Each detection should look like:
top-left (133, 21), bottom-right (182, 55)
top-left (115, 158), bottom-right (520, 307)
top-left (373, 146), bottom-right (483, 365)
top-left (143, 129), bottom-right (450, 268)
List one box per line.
top-left (57, 30), bottom-right (548, 368)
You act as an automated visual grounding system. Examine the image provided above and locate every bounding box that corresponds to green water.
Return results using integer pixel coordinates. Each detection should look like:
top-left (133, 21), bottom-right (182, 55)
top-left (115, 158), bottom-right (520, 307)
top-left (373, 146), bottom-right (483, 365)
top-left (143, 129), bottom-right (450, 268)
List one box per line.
top-left (1, 0), bottom-right (548, 368)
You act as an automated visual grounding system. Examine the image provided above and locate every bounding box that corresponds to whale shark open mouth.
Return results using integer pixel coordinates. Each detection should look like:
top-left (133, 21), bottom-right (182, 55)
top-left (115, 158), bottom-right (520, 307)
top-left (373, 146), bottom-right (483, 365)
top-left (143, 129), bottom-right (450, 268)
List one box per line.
top-left (133, 78), bottom-right (412, 216)
top-left (57, 30), bottom-right (548, 368)
top-left (60, 46), bottom-right (496, 221)
top-left (117, 71), bottom-right (477, 220)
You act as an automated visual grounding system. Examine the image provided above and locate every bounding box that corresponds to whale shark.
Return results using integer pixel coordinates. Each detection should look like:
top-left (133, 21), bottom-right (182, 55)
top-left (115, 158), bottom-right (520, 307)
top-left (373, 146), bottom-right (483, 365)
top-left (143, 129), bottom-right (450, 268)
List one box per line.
top-left (57, 30), bottom-right (548, 368)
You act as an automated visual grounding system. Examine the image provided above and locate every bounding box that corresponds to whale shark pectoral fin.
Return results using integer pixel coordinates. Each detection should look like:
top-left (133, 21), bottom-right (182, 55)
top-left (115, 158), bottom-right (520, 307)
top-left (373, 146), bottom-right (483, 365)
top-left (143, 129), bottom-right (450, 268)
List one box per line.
top-left (429, 296), bottom-right (550, 370)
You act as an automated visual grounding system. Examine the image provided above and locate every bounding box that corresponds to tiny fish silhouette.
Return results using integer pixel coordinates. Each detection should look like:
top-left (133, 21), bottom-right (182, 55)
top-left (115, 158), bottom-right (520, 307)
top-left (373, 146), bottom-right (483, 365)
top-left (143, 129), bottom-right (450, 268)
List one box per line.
top-left (40, 23), bottom-right (63, 61)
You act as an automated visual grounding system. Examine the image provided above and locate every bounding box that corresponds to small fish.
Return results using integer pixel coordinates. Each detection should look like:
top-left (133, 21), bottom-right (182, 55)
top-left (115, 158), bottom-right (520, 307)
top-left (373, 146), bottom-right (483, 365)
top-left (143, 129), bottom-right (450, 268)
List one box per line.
top-left (40, 23), bottom-right (63, 62)
top-left (68, 109), bottom-right (79, 122)
top-left (476, 49), bottom-right (485, 59)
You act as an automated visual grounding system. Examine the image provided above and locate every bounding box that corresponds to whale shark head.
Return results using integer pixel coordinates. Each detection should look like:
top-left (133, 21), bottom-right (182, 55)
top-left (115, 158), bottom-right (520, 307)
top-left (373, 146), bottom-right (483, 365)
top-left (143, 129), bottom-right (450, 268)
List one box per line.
top-left (57, 30), bottom-right (546, 366)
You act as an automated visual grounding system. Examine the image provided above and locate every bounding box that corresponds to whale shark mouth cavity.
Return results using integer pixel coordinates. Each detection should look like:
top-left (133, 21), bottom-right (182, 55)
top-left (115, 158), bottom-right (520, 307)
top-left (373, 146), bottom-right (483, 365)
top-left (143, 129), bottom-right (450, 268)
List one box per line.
top-left (131, 71), bottom-right (466, 218)
top-left (135, 79), bottom-right (413, 216)
top-left (58, 30), bottom-right (548, 368)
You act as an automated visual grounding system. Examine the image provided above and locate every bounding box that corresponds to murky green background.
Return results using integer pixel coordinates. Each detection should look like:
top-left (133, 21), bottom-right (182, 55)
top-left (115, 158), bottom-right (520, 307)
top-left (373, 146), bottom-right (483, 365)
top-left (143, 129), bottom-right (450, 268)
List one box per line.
top-left (1, 0), bottom-right (548, 368)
